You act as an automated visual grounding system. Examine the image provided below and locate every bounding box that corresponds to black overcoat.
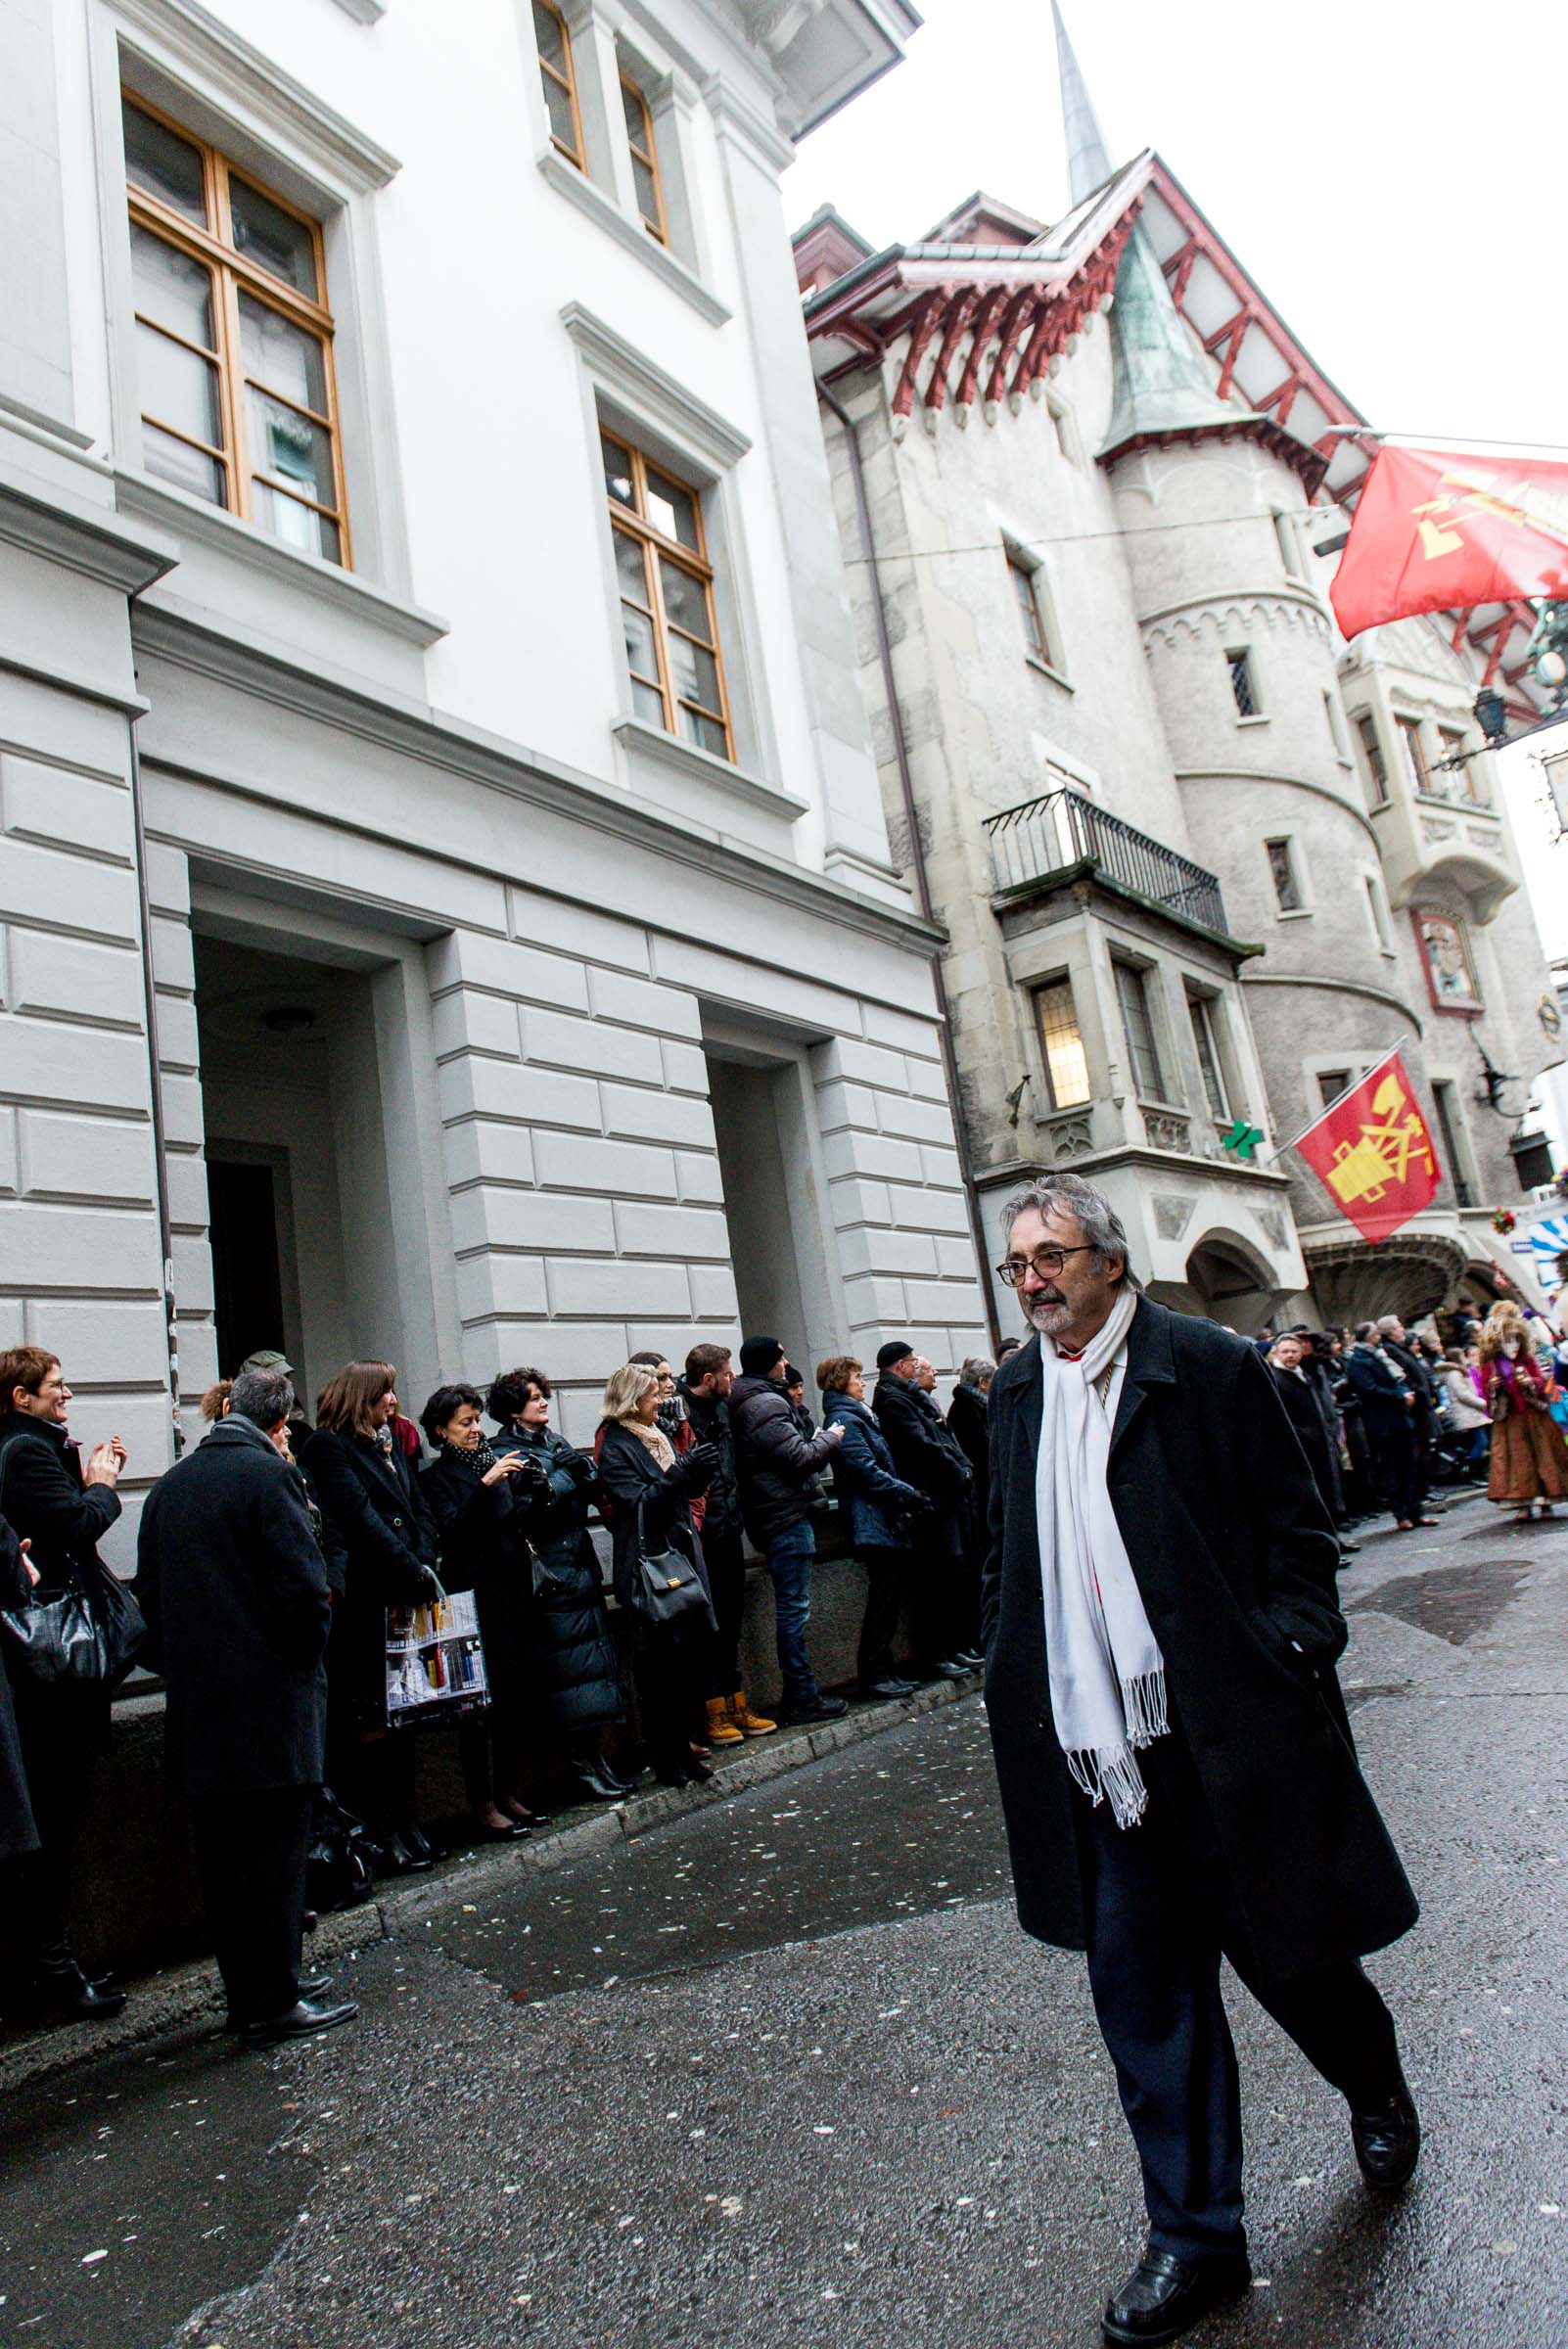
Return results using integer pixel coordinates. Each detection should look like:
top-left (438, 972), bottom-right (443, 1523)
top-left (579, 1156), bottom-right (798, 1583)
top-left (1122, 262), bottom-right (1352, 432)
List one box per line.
top-left (595, 1422), bottom-right (712, 1646)
top-left (0, 1410), bottom-right (124, 1752)
top-left (874, 1375), bottom-right (972, 1561)
top-left (1268, 1364), bottom-right (1340, 1520)
top-left (299, 1428), bottom-right (438, 1733)
top-left (982, 1298), bottom-right (1418, 1982)
top-left (135, 1417), bottom-right (331, 1799)
top-left (0, 1508), bottom-right (40, 1861)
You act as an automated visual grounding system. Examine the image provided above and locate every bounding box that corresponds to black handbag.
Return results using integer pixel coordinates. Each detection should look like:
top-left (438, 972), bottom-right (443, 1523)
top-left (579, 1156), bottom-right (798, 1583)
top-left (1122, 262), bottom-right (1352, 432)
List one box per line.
top-left (0, 1442), bottom-right (145, 1687)
top-left (629, 1494), bottom-right (715, 1633)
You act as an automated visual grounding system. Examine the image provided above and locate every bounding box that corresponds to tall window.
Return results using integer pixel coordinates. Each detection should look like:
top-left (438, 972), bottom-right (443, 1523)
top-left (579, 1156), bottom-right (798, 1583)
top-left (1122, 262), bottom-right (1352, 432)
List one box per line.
top-left (1354, 713), bottom-right (1389, 808)
top-left (1439, 725), bottom-right (1491, 807)
top-left (1184, 985), bottom-right (1229, 1121)
top-left (1430, 1080), bottom-right (1474, 1209)
top-left (1114, 961), bottom-right (1166, 1100)
top-left (1007, 543), bottom-right (1062, 671)
top-left (1266, 837), bottom-right (1301, 912)
top-left (1363, 872), bottom-right (1394, 952)
top-left (620, 75), bottom-right (668, 243)
top-left (1034, 979), bottom-right (1090, 1110)
top-left (122, 95), bottom-right (348, 564)
top-left (1396, 714), bottom-right (1433, 796)
top-left (1226, 648), bottom-right (1259, 717)
top-left (1271, 509), bottom-right (1302, 578)
top-left (533, 0), bottom-right (584, 166)
top-left (1322, 689), bottom-right (1349, 761)
top-left (603, 431), bottom-right (732, 760)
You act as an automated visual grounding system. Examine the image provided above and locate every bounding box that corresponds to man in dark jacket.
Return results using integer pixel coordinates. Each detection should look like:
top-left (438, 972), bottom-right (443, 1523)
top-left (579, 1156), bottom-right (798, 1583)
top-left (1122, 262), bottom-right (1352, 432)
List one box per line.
top-left (1344, 1322), bottom-right (1433, 1532)
top-left (872, 1342), bottom-right (978, 1680)
top-left (1377, 1314), bottom-right (1441, 1508)
top-left (679, 1345), bottom-right (774, 1743)
top-left (984, 1176), bottom-right (1419, 2346)
top-left (946, 1357), bottom-right (995, 1652)
top-left (0, 1345), bottom-right (129, 2023)
top-left (728, 1337), bottom-right (845, 1725)
top-left (137, 1366), bottom-right (356, 2048)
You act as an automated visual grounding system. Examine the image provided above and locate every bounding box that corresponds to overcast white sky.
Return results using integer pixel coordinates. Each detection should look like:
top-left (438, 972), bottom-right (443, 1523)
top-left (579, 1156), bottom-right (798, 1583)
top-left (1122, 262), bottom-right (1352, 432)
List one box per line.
top-left (785, 0), bottom-right (1568, 957)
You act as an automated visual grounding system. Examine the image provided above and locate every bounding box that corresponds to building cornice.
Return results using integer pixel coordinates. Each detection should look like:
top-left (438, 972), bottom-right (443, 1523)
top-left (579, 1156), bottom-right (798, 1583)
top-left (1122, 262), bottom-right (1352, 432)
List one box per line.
top-left (1240, 967), bottom-right (1426, 1034)
top-left (0, 459), bottom-right (177, 598)
top-left (1138, 583), bottom-right (1330, 633)
top-left (128, 603), bottom-right (945, 955)
top-left (1173, 766), bottom-right (1381, 850)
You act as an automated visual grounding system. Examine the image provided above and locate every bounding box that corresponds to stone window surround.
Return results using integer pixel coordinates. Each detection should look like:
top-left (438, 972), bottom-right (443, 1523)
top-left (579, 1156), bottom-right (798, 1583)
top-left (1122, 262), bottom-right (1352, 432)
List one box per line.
top-left (1000, 530), bottom-right (1071, 690)
top-left (1361, 868), bottom-right (1397, 959)
top-left (561, 302), bottom-right (798, 820)
top-left (532, 0), bottom-right (730, 327)
top-left (1224, 641), bottom-right (1268, 725)
top-left (1263, 830), bottom-right (1312, 919)
top-left (92, 0), bottom-right (428, 629)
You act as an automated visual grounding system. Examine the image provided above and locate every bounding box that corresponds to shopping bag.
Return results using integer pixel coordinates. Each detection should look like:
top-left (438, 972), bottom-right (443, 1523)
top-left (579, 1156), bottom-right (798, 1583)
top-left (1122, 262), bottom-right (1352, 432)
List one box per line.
top-left (384, 1579), bottom-right (489, 1731)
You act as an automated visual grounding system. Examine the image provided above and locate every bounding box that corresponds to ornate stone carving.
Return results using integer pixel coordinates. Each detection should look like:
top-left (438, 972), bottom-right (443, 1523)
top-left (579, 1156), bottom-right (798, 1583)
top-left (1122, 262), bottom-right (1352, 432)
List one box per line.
top-left (1041, 1111), bottom-right (1094, 1162)
top-left (1420, 816), bottom-right (1457, 843)
top-left (1142, 1108), bottom-right (1191, 1153)
top-left (1253, 1206), bottom-right (1288, 1251)
top-left (1153, 1193), bottom-right (1196, 1241)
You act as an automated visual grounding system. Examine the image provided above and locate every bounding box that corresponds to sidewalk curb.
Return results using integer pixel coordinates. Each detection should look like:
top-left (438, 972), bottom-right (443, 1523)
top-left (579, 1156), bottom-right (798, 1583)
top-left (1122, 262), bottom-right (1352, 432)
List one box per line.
top-left (0, 1674), bottom-right (981, 2096)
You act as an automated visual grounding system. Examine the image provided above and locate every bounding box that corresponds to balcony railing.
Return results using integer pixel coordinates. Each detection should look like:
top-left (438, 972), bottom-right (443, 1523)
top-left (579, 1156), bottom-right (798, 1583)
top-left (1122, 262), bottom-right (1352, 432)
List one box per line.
top-left (985, 788), bottom-right (1229, 936)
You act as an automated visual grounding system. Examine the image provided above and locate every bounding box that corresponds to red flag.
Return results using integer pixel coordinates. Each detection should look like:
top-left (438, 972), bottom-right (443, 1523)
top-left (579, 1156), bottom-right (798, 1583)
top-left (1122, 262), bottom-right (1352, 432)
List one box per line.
top-left (1328, 443), bottom-right (1568, 640)
top-left (1293, 1053), bottom-right (1440, 1244)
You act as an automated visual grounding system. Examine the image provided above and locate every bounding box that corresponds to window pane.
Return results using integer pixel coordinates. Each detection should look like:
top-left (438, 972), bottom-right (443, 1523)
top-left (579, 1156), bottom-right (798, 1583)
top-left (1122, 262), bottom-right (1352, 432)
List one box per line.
top-left (622, 78), bottom-right (649, 146)
top-left (142, 419), bottom-right (223, 503)
top-left (631, 677), bottom-right (666, 726)
top-left (1267, 839), bottom-right (1300, 911)
top-left (238, 294), bottom-right (327, 412)
top-left (1115, 964), bottom-right (1163, 1099)
top-left (644, 468), bottom-right (700, 549)
top-left (533, 0), bottom-right (567, 69)
top-left (669, 634), bottom-right (721, 712)
top-left (631, 153), bottom-right (662, 232)
top-left (621, 600), bottom-right (660, 681)
top-left (678, 708), bottom-right (729, 758)
top-left (135, 321), bottom-right (221, 447)
top-left (614, 528), bottom-right (650, 604)
top-left (540, 69), bottom-right (579, 152)
top-left (603, 438), bottom-right (636, 511)
top-left (1010, 555), bottom-right (1045, 660)
top-left (252, 480), bottom-right (340, 562)
top-left (229, 176), bottom-right (318, 299)
top-left (123, 102), bottom-right (207, 225)
top-left (1227, 650), bottom-right (1256, 716)
top-left (130, 224), bottom-right (215, 347)
top-left (658, 557), bottom-right (711, 639)
top-left (1186, 991), bottom-right (1227, 1120)
top-left (1037, 980), bottom-right (1089, 1109)
top-left (246, 386), bottom-right (336, 504)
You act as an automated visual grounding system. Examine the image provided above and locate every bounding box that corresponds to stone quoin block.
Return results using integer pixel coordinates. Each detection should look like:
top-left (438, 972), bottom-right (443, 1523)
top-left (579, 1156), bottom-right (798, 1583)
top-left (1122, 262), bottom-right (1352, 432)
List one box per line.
top-left (20, 1112), bottom-right (156, 1203)
top-left (453, 1251), bottom-right (550, 1324)
top-left (812, 1079), bottom-right (880, 1135)
top-left (836, 1224), bottom-right (940, 1279)
top-left (820, 1128), bottom-right (926, 1184)
top-left (426, 928), bottom-right (590, 1014)
top-left (431, 987), bottom-right (521, 1063)
top-left (1, 757), bottom-right (133, 858)
top-left (437, 1054), bottom-right (601, 1133)
top-left (0, 838), bottom-right (140, 942)
top-left (532, 1130), bottom-right (679, 1199)
top-left (448, 1184), bottom-right (616, 1256)
top-left (886, 1183), bottom-right (971, 1235)
top-left (828, 1175), bottom-right (894, 1229)
top-left (544, 1256), bottom-right (692, 1320)
top-left (611, 1199), bottom-right (731, 1261)
top-left (674, 1150), bottom-right (725, 1204)
top-left (599, 1082), bottom-right (716, 1150)
top-left (511, 890), bottom-right (650, 974)
top-left (8, 930), bottom-right (142, 1027)
top-left (0, 1013), bottom-right (150, 1115)
top-left (813, 1034), bottom-right (912, 1092)
top-left (522, 1006), bottom-right (665, 1085)
top-left (688, 1264), bottom-right (740, 1322)
top-left (0, 1202), bottom-right (161, 1292)
top-left (660, 1037), bottom-right (711, 1095)
top-left (873, 1092), bottom-right (955, 1146)
top-left (439, 1120), bottom-right (535, 1189)
top-left (839, 1272), bottom-right (910, 1329)
top-left (16, 1298), bottom-right (172, 1385)
top-left (149, 915), bottom-right (196, 993)
top-left (586, 966), bottom-right (703, 1039)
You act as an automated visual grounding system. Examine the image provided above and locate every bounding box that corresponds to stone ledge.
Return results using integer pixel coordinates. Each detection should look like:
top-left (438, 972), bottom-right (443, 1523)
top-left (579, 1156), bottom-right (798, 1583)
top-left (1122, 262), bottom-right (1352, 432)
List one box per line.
top-left (0, 1675), bottom-right (982, 2095)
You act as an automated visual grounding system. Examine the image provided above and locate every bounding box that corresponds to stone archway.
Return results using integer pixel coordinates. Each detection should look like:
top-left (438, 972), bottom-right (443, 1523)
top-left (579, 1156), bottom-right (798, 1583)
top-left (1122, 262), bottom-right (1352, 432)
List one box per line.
top-left (1147, 1226), bottom-right (1280, 1332)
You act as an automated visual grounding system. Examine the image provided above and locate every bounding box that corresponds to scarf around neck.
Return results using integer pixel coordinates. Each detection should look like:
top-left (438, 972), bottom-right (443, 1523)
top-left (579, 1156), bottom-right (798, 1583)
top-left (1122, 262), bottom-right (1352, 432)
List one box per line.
top-left (626, 1418), bottom-right (675, 1472)
top-left (1035, 1282), bottom-right (1166, 1828)
top-left (443, 1435), bottom-right (498, 1477)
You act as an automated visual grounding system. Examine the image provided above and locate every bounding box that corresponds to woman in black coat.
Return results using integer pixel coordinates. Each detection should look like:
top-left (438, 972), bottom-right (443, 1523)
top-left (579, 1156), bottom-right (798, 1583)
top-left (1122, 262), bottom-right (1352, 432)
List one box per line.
top-left (1268, 1335), bottom-right (1345, 1545)
top-left (485, 1367), bottom-right (631, 1803)
top-left (595, 1364), bottom-right (716, 1787)
top-left (300, 1361), bottom-right (439, 1875)
top-left (0, 1506), bottom-right (40, 1867)
top-left (0, 1345), bottom-right (130, 2022)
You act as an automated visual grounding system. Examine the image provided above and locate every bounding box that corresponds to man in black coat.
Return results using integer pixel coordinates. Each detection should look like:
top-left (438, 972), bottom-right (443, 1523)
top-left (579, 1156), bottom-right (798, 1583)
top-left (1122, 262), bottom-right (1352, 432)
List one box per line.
top-left (1343, 1322), bottom-right (1433, 1533)
top-left (679, 1344), bottom-right (774, 1742)
top-left (872, 1342), bottom-right (978, 1679)
top-left (1377, 1314), bottom-right (1441, 1506)
top-left (729, 1336), bottom-right (846, 1725)
top-left (983, 1175), bottom-right (1419, 2347)
top-left (137, 1366), bottom-right (356, 2048)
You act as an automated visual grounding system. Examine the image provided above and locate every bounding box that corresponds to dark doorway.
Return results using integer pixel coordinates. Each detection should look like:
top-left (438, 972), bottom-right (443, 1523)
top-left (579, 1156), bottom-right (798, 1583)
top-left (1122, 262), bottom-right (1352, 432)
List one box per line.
top-left (207, 1158), bottom-right (287, 1375)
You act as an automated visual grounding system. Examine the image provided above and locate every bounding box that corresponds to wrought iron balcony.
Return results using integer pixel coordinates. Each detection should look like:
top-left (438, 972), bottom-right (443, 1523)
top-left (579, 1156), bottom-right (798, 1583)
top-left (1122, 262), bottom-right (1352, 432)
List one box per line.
top-left (985, 788), bottom-right (1229, 937)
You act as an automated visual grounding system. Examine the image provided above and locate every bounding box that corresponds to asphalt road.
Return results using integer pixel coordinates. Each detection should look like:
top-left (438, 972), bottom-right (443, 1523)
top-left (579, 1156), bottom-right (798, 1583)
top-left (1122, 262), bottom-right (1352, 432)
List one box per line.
top-left (2, 1491), bottom-right (1565, 2349)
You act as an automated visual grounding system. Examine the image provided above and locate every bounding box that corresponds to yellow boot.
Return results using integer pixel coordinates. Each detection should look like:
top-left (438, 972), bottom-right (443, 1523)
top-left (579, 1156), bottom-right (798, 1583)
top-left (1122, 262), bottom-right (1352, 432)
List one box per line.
top-left (705, 1694), bottom-right (744, 1746)
top-left (730, 1689), bottom-right (776, 1737)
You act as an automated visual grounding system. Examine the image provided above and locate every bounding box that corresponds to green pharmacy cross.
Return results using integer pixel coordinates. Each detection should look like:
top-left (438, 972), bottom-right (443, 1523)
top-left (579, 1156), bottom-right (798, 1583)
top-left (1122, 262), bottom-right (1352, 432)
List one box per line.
top-left (1222, 1118), bottom-right (1265, 1161)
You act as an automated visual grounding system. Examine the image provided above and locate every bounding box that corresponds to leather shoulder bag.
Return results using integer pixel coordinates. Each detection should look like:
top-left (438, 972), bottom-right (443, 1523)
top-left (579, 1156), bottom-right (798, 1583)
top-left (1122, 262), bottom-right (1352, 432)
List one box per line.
top-left (0, 1438), bottom-right (145, 1686)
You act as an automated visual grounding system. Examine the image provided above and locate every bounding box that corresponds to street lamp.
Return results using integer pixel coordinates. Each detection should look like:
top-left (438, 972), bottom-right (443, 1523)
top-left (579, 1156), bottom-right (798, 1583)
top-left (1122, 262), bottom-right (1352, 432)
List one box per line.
top-left (1472, 683), bottom-right (1508, 747)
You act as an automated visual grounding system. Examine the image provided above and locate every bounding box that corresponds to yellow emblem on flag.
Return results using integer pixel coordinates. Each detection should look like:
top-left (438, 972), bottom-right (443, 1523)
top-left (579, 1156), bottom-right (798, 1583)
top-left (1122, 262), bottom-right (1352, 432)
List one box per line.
top-left (1325, 1075), bottom-right (1435, 1208)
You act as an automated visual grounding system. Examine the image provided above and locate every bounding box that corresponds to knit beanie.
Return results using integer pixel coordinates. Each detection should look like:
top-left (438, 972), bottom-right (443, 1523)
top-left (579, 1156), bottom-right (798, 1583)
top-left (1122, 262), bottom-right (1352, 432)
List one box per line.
top-left (739, 1335), bottom-right (785, 1378)
top-left (876, 1338), bottom-right (917, 1371)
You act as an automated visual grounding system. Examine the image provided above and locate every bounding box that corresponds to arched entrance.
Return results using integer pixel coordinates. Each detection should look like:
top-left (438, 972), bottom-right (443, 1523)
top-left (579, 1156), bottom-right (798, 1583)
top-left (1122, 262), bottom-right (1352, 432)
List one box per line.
top-left (1147, 1231), bottom-right (1278, 1333)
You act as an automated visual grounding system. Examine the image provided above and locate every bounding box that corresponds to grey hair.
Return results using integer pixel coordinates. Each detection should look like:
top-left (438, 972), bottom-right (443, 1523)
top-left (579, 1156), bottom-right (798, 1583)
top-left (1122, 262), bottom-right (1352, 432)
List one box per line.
top-left (999, 1174), bottom-right (1141, 1289)
top-left (959, 1356), bottom-right (996, 1387)
top-left (229, 1366), bottom-right (295, 1431)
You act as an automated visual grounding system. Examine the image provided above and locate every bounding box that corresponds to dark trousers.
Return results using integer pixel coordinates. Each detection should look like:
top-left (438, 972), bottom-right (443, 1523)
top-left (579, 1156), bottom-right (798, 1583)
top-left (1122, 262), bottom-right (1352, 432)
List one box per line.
top-left (702, 1527), bottom-right (748, 1697)
top-left (633, 1633), bottom-right (705, 1775)
top-left (191, 1783), bottom-right (315, 2027)
top-left (1368, 1420), bottom-right (1422, 1522)
top-left (856, 1544), bottom-right (907, 1683)
top-left (457, 1701), bottom-right (528, 1811)
top-left (4, 1680), bottom-right (105, 1968)
top-left (907, 1528), bottom-right (961, 1670)
top-left (1076, 1735), bottom-right (1402, 2261)
top-left (765, 1521), bottom-right (818, 1707)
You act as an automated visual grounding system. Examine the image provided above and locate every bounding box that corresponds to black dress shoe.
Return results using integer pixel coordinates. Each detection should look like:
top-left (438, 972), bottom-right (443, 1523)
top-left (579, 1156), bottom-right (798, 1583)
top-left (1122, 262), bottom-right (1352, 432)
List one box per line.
top-left (298, 1970), bottom-right (335, 1999)
top-left (568, 1766), bottom-right (627, 1804)
top-left (472, 1816), bottom-right (530, 1843)
top-left (11, 1962), bottom-right (128, 2025)
top-left (1103, 2246), bottom-right (1251, 2345)
top-left (400, 1823), bottom-right (437, 1865)
top-left (685, 1759), bottom-right (715, 1782)
top-left (380, 1829), bottom-right (433, 1875)
top-left (238, 1996), bottom-right (359, 2048)
top-left (779, 1693), bottom-right (848, 1723)
top-left (862, 1677), bottom-right (917, 1701)
top-left (1351, 2075), bottom-right (1420, 2188)
top-left (927, 1659), bottom-right (971, 1681)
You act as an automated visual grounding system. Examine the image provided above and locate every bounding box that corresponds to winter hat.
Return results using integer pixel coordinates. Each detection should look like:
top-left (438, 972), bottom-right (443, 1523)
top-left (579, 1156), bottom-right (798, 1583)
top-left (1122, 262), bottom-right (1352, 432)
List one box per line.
top-left (876, 1338), bottom-right (917, 1371)
top-left (739, 1335), bottom-right (786, 1378)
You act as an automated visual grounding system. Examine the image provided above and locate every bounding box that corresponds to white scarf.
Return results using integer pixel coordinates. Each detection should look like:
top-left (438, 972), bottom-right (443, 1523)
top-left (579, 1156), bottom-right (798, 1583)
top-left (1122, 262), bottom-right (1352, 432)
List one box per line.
top-left (1035, 1283), bottom-right (1167, 1828)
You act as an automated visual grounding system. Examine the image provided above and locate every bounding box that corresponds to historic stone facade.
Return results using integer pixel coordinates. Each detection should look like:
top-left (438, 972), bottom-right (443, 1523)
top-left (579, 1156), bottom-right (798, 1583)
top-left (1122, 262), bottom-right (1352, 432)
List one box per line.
top-left (796, 22), bottom-right (1561, 1332)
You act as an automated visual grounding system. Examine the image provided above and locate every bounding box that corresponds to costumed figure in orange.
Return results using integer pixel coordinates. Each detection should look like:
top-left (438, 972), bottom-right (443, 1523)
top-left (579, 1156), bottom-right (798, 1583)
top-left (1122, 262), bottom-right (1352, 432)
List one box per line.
top-left (1480, 1308), bottom-right (1568, 1523)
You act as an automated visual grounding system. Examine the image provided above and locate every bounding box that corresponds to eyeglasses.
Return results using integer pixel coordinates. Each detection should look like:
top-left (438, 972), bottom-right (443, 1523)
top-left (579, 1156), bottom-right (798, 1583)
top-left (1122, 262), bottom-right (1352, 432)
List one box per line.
top-left (995, 1243), bottom-right (1097, 1287)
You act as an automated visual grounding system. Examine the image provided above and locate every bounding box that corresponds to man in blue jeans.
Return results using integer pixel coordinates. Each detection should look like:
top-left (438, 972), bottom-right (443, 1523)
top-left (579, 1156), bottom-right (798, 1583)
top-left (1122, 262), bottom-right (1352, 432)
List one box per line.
top-left (728, 1337), bottom-right (847, 1723)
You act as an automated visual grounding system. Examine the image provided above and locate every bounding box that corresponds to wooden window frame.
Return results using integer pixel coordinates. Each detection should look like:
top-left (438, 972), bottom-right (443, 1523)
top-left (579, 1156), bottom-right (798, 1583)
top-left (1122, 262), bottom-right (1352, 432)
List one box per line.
top-left (604, 431), bottom-right (735, 762)
top-left (1183, 983), bottom-right (1229, 1123)
top-left (534, 0), bottom-right (585, 169)
top-left (1033, 976), bottom-right (1090, 1112)
top-left (1007, 543), bottom-right (1047, 664)
top-left (1396, 714), bottom-right (1435, 797)
top-left (122, 89), bottom-right (351, 568)
top-left (1354, 712), bottom-right (1390, 807)
top-left (1112, 958), bottom-right (1167, 1103)
top-left (620, 73), bottom-right (668, 246)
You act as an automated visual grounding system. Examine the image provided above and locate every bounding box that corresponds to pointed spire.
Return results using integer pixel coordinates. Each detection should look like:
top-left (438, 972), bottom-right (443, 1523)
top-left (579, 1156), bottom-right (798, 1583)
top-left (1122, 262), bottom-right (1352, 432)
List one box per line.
top-left (1051, 1), bottom-right (1114, 205)
top-left (1100, 221), bottom-right (1239, 456)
